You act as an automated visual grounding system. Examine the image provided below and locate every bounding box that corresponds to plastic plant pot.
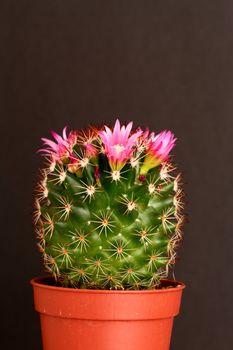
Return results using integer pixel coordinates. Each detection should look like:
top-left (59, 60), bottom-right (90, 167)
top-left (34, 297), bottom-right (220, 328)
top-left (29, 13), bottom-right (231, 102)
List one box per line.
top-left (31, 276), bottom-right (185, 350)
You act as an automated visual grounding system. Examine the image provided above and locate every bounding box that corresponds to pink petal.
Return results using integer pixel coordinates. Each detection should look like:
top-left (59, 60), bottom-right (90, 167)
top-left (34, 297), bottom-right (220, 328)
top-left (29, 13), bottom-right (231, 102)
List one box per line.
top-left (62, 126), bottom-right (68, 140)
top-left (41, 138), bottom-right (58, 151)
top-left (51, 130), bottom-right (64, 145)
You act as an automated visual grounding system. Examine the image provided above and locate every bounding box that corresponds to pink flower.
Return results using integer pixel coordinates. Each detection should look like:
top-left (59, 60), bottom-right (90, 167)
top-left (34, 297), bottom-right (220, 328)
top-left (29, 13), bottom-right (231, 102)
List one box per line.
top-left (77, 128), bottom-right (98, 158)
top-left (148, 131), bottom-right (176, 162)
top-left (140, 130), bottom-right (176, 174)
top-left (99, 119), bottom-right (142, 171)
top-left (136, 128), bottom-right (150, 151)
top-left (85, 143), bottom-right (98, 158)
top-left (39, 127), bottom-right (77, 162)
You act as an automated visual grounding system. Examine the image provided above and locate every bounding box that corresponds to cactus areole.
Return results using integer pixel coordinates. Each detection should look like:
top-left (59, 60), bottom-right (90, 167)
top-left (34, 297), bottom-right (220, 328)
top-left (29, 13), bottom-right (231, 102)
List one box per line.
top-left (33, 119), bottom-right (185, 290)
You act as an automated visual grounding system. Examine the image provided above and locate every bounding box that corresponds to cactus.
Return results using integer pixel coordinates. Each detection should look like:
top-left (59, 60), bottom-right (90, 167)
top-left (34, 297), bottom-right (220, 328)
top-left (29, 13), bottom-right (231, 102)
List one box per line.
top-left (34, 120), bottom-right (184, 289)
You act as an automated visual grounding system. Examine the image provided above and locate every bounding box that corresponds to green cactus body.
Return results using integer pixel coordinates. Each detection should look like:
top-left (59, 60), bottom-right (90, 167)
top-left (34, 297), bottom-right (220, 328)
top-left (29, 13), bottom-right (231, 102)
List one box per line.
top-left (34, 123), bottom-right (184, 289)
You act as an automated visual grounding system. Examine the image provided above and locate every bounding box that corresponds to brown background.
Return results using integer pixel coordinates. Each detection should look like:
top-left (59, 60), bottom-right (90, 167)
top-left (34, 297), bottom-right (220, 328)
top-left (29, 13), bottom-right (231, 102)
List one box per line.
top-left (1, 1), bottom-right (233, 349)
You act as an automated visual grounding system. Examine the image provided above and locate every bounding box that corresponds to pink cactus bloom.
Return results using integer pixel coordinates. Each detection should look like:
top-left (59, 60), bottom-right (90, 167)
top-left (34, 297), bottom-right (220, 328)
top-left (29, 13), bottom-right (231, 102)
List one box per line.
top-left (85, 143), bottom-right (98, 158)
top-left (77, 128), bottom-right (98, 158)
top-left (148, 130), bottom-right (176, 161)
top-left (140, 130), bottom-right (176, 174)
top-left (136, 128), bottom-right (150, 151)
top-left (39, 127), bottom-right (77, 162)
top-left (99, 119), bottom-right (142, 171)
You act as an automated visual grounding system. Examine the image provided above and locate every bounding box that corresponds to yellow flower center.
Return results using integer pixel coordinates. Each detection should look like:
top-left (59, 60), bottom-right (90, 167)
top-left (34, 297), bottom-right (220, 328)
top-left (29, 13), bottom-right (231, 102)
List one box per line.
top-left (113, 144), bottom-right (125, 155)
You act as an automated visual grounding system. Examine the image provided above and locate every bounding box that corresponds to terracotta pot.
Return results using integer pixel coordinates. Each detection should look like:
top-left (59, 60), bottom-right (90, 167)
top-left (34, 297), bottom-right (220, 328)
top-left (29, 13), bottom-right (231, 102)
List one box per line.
top-left (31, 276), bottom-right (185, 350)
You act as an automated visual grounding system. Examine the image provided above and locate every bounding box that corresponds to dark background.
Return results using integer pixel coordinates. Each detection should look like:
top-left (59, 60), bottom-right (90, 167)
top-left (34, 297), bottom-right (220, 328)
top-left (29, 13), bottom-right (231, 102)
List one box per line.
top-left (1, 1), bottom-right (233, 349)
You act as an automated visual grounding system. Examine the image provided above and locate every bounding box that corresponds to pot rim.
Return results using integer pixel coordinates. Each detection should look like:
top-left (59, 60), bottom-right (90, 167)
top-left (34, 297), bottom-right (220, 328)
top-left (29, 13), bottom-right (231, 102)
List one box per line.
top-left (31, 275), bottom-right (185, 294)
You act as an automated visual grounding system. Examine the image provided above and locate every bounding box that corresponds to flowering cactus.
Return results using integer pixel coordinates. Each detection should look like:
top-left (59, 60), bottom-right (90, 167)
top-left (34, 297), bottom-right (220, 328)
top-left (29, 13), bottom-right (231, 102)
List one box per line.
top-left (34, 119), bottom-right (184, 289)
